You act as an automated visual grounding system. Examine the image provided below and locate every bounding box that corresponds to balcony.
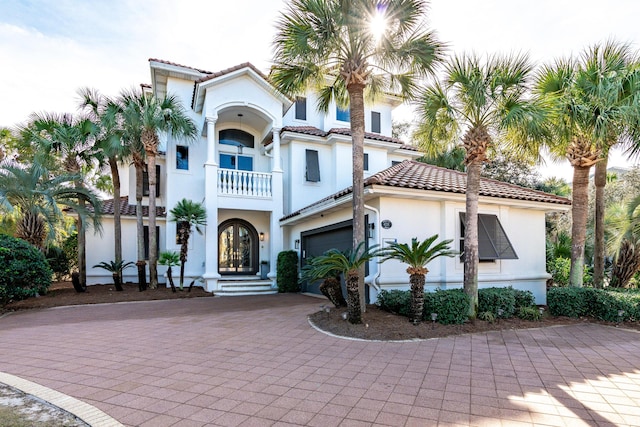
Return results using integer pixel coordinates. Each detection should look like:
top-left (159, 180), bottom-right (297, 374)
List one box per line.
top-left (217, 169), bottom-right (272, 198)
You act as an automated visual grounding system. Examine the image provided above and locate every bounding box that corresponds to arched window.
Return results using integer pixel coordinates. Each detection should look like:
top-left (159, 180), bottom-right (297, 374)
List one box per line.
top-left (219, 129), bottom-right (254, 149)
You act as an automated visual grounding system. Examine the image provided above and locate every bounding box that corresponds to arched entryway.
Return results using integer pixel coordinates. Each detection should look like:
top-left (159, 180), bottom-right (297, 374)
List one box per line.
top-left (218, 219), bottom-right (259, 275)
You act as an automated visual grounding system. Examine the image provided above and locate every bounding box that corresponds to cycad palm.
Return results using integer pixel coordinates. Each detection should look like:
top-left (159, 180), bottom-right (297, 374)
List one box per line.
top-left (415, 53), bottom-right (540, 317)
top-left (607, 196), bottom-right (640, 288)
top-left (272, 0), bottom-right (443, 315)
top-left (378, 235), bottom-right (456, 323)
top-left (117, 89), bottom-right (197, 289)
top-left (169, 199), bottom-right (207, 290)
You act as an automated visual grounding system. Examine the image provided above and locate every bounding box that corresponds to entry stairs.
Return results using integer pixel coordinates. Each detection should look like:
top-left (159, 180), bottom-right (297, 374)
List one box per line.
top-left (216, 277), bottom-right (277, 296)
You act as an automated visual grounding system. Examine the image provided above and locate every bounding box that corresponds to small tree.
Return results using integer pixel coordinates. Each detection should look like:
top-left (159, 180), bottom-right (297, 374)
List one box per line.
top-left (378, 235), bottom-right (456, 323)
top-left (301, 257), bottom-right (346, 308)
top-left (93, 260), bottom-right (135, 291)
top-left (169, 199), bottom-right (206, 290)
top-left (158, 251), bottom-right (180, 292)
top-left (277, 250), bottom-right (299, 293)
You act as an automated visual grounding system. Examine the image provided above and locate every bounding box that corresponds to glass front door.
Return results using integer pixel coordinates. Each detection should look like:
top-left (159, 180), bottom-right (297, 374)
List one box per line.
top-left (218, 219), bottom-right (258, 275)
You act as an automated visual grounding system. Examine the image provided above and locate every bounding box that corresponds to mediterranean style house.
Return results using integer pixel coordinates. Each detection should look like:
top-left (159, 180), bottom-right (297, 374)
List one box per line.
top-left (84, 58), bottom-right (571, 304)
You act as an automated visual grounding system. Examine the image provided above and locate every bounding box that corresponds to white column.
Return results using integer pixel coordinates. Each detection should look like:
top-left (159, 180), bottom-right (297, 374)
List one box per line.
top-left (272, 127), bottom-right (282, 172)
top-left (268, 169), bottom-right (284, 286)
top-left (202, 115), bottom-right (220, 291)
top-left (205, 115), bottom-right (218, 166)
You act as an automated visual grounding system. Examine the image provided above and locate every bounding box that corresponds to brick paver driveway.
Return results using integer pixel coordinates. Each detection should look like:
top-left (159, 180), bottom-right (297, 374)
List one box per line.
top-left (1, 294), bottom-right (640, 426)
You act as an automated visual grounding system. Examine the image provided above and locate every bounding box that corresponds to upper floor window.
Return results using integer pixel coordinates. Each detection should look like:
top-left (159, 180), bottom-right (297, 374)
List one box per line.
top-left (220, 154), bottom-right (253, 171)
top-left (305, 149), bottom-right (320, 182)
top-left (336, 106), bottom-right (350, 122)
top-left (459, 213), bottom-right (518, 261)
top-left (364, 153), bottom-right (369, 171)
top-left (142, 165), bottom-right (161, 197)
top-left (371, 111), bottom-right (381, 133)
top-left (219, 129), bottom-right (254, 150)
top-left (295, 97), bottom-right (307, 120)
top-left (176, 145), bottom-right (189, 170)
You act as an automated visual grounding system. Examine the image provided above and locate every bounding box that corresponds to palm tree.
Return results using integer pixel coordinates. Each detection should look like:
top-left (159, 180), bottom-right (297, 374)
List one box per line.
top-left (607, 196), bottom-right (640, 288)
top-left (0, 160), bottom-right (102, 250)
top-left (575, 41), bottom-right (640, 287)
top-left (93, 260), bottom-right (134, 291)
top-left (272, 0), bottom-right (444, 314)
top-left (415, 53), bottom-right (540, 317)
top-left (377, 235), bottom-right (456, 323)
top-left (300, 257), bottom-right (347, 308)
top-left (18, 112), bottom-right (101, 287)
top-left (158, 251), bottom-right (180, 292)
top-left (169, 199), bottom-right (206, 290)
top-left (300, 242), bottom-right (377, 324)
top-left (117, 89), bottom-right (197, 289)
top-left (78, 88), bottom-right (132, 279)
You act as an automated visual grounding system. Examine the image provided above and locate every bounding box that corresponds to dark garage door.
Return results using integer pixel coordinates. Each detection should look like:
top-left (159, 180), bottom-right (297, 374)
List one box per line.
top-left (300, 220), bottom-right (352, 295)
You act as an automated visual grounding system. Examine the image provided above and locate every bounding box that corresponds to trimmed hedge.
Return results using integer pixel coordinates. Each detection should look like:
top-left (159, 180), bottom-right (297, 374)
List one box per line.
top-left (478, 287), bottom-right (516, 318)
top-left (375, 289), bottom-right (410, 317)
top-left (547, 287), bottom-right (640, 321)
top-left (377, 288), bottom-right (470, 325)
top-left (276, 250), bottom-right (299, 293)
top-left (547, 287), bottom-right (598, 318)
top-left (0, 234), bottom-right (53, 304)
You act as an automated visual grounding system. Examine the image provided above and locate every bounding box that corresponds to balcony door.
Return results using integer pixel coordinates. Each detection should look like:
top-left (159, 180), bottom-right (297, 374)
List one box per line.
top-left (218, 219), bottom-right (259, 275)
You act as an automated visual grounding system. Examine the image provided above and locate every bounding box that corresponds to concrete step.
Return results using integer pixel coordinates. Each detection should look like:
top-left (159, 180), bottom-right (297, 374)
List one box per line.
top-left (216, 279), bottom-right (277, 296)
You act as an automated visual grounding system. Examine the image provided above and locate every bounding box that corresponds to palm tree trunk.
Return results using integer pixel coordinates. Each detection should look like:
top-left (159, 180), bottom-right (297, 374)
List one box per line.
top-left (147, 154), bottom-right (158, 289)
top-left (319, 275), bottom-right (346, 307)
top-left (167, 266), bottom-right (176, 292)
top-left (179, 225), bottom-right (190, 289)
top-left (464, 162), bottom-right (481, 318)
top-left (348, 82), bottom-right (366, 313)
top-left (110, 157), bottom-right (123, 281)
top-left (78, 214), bottom-right (86, 287)
top-left (593, 157), bottom-right (607, 288)
top-left (570, 165), bottom-right (591, 287)
top-left (135, 163), bottom-right (147, 291)
top-left (409, 273), bottom-right (426, 323)
top-left (611, 239), bottom-right (640, 288)
top-left (346, 269), bottom-right (362, 324)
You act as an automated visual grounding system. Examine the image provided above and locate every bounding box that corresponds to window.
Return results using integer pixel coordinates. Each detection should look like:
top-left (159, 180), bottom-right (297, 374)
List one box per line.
top-left (391, 160), bottom-right (401, 166)
top-left (336, 106), bottom-right (350, 122)
top-left (219, 129), bottom-right (254, 149)
top-left (459, 213), bottom-right (518, 261)
top-left (371, 111), bottom-right (381, 133)
top-left (220, 154), bottom-right (253, 171)
top-left (143, 226), bottom-right (160, 260)
top-left (295, 97), bottom-right (307, 120)
top-left (142, 165), bottom-right (161, 197)
top-left (364, 153), bottom-right (369, 171)
top-left (176, 145), bottom-right (189, 170)
top-left (305, 149), bottom-right (320, 182)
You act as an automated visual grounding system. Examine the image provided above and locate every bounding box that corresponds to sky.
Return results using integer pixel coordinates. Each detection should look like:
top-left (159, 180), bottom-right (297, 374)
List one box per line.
top-left (2, 0), bottom-right (640, 180)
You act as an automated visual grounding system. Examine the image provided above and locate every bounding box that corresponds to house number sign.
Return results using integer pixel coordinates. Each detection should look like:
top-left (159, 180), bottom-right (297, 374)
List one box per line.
top-left (381, 220), bottom-right (392, 229)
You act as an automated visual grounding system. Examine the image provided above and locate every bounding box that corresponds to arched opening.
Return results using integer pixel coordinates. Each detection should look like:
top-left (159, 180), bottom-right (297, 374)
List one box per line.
top-left (218, 218), bottom-right (259, 275)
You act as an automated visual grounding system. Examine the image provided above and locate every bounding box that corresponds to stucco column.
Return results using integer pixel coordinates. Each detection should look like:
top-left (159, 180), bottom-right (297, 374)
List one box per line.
top-left (268, 169), bottom-right (284, 286)
top-left (205, 115), bottom-right (218, 166)
top-left (272, 127), bottom-right (282, 172)
top-left (202, 115), bottom-right (220, 292)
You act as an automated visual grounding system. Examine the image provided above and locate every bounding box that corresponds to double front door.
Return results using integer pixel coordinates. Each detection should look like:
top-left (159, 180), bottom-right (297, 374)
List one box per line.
top-left (218, 219), bottom-right (258, 275)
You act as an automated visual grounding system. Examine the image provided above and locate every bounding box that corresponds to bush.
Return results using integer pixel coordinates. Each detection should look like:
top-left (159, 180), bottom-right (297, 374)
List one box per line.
top-left (477, 311), bottom-right (496, 323)
top-left (62, 232), bottom-right (78, 271)
top-left (277, 250), bottom-right (299, 293)
top-left (513, 289), bottom-right (535, 309)
top-left (590, 289), bottom-right (640, 322)
top-left (517, 306), bottom-right (542, 321)
top-left (376, 290), bottom-right (411, 316)
top-left (45, 244), bottom-right (71, 281)
top-left (547, 287), bottom-right (598, 317)
top-left (0, 234), bottom-right (53, 304)
top-left (424, 289), bottom-right (470, 325)
top-left (478, 287), bottom-right (516, 318)
top-left (548, 257), bottom-right (592, 287)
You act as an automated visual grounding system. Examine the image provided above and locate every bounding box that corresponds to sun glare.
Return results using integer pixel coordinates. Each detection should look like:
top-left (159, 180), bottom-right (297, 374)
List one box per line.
top-left (370, 9), bottom-right (387, 42)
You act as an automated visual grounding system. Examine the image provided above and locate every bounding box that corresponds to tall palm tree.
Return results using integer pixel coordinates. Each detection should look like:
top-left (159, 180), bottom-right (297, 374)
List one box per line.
top-left (300, 242), bottom-right (377, 324)
top-left (19, 112), bottom-right (101, 287)
top-left (272, 0), bottom-right (444, 314)
top-left (169, 199), bottom-right (206, 290)
top-left (575, 41), bottom-right (640, 287)
top-left (0, 160), bottom-right (102, 250)
top-left (118, 89), bottom-right (197, 289)
top-left (78, 88), bottom-right (131, 277)
top-left (415, 53), bottom-right (540, 317)
top-left (378, 235), bottom-right (456, 323)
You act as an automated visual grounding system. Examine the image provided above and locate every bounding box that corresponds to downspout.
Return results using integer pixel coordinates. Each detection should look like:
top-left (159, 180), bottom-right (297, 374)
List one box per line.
top-left (364, 204), bottom-right (381, 291)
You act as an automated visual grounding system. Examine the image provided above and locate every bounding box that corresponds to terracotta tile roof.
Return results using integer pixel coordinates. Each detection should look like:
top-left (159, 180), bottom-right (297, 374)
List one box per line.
top-left (282, 160), bottom-right (570, 220)
top-left (195, 62), bottom-right (269, 84)
top-left (281, 126), bottom-right (416, 149)
top-left (148, 58), bottom-right (213, 75)
top-left (95, 196), bottom-right (166, 217)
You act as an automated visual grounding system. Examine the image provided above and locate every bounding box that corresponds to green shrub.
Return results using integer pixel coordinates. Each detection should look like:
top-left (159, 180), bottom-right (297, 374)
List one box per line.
top-left (548, 257), bottom-right (592, 287)
top-left (513, 288), bottom-right (535, 308)
top-left (376, 290), bottom-right (411, 316)
top-left (0, 234), bottom-right (53, 304)
top-left (477, 311), bottom-right (496, 323)
top-left (45, 244), bottom-right (71, 281)
top-left (590, 289), bottom-right (640, 322)
top-left (277, 250), bottom-right (299, 293)
top-left (62, 232), bottom-right (78, 271)
top-left (547, 287), bottom-right (597, 317)
top-left (478, 287), bottom-right (516, 318)
top-left (424, 289), bottom-right (470, 325)
top-left (517, 306), bottom-right (542, 321)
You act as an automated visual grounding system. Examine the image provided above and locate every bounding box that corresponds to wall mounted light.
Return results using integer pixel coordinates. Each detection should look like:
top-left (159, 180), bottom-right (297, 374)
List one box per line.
top-left (295, 239), bottom-right (300, 249)
top-left (259, 232), bottom-right (265, 241)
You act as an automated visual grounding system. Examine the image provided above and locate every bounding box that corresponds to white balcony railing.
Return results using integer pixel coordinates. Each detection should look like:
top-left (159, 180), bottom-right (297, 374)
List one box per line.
top-left (217, 169), bottom-right (272, 197)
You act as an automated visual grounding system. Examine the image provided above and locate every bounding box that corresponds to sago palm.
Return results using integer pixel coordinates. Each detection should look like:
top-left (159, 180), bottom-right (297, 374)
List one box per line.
top-left (377, 235), bottom-right (456, 323)
top-left (301, 256), bottom-right (347, 308)
top-left (272, 0), bottom-right (444, 314)
top-left (158, 251), bottom-right (180, 292)
top-left (415, 53), bottom-right (541, 317)
top-left (607, 196), bottom-right (640, 287)
top-left (117, 89), bottom-right (197, 289)
top-left (169, 199), bottom-right (206, 290)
